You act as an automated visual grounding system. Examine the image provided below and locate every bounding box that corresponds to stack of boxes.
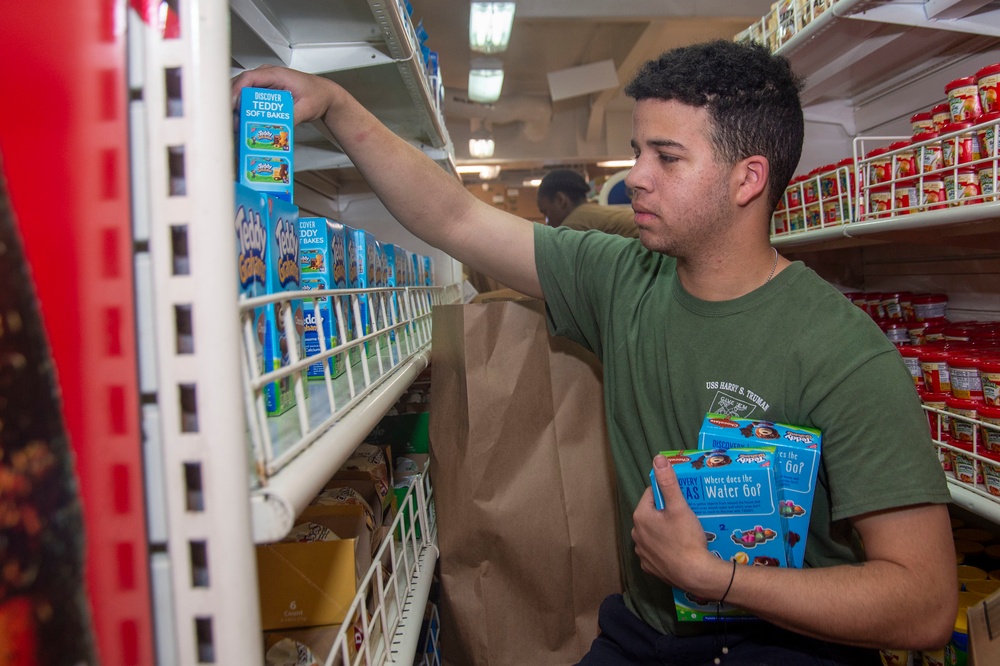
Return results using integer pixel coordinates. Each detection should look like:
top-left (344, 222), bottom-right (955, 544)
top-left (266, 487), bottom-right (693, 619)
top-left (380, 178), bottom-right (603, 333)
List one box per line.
top-left (234, 87), bottom-right (437, 418)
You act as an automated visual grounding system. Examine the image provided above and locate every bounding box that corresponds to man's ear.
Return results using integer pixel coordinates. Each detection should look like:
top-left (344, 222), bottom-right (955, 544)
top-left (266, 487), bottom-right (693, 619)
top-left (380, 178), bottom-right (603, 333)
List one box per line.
top-left (555, 191), bottom-right (573, 211)
top-left (734, 155), bottom-right (769, 207)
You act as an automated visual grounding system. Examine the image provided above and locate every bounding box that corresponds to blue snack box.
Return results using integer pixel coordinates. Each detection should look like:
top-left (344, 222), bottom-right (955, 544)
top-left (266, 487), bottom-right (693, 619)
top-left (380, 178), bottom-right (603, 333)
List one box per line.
top-left (653, 447), bottom-right (791, 622)
top-left (298, 217), bottom-right (348, 380)
top-left (239, 87), bottom-right (294, 202)
top-left (697, 413), bottom-right (822, 569)
top-left (235, 183), bottom-right (268, 406)
top-left (262, 196), bottom-right (304, 415)
top-left (346, 226), bottom-right (377, 361)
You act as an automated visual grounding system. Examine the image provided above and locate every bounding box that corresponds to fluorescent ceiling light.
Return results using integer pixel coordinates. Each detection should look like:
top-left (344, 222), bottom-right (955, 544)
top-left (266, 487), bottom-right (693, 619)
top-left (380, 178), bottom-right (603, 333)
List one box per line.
top-left (470, 2), bottom-right (516, 54)
top-left (468, 137), bottom-right (496, 158)
top-left (597, 159), bottom-right (636, 168)
top-left (524, 178), bottom-right (542, 187)
top-left (457, 164), bottom-right (501, 179)
top-left (468, 58), bottom-right (504, 103)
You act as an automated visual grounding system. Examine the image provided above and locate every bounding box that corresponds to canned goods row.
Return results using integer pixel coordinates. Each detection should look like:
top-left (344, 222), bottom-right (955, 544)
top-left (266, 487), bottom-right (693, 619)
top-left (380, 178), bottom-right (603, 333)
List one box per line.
top-left (735, 0), bottom-right (838, 53)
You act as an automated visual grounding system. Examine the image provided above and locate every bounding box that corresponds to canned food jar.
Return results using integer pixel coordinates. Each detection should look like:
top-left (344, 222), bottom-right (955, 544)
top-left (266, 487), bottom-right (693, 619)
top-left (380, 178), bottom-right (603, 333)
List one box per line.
top-left (932, 102), bottom-right (952, 132)
top-left (866, 293), bottom-right (886, 319)
top-left (889, 140), bottom-right (916, 179)
top-left (894, 178), bottom-right (919, 214)
top-left (898, 345), bottom-right (924, 387)
top-left (947, 396), bottom-right (981, 443)
top-left (950, 354), bottom-right (985, 400)
top-left (942, 122), bottom-right (982, 167)
top-left (977, 62), bottom-right (1000, 114)
top-left (921, 347), bottom-right (953, 393)
top-left (788, 207), bottom-right (805, 233)
top-left (944, 166), bottom-right (980, 206)
top-left (925, 318), bottom-right (951, 343)
top-left (921, 389), bottom-right (952, 439)
top-left (817, 164), bottom-right (839, 198)
top-left (945, 324), bottom-right (979, 342)
top-left (979, 163), bottom-right (999, 202)
top-left (802, 170), bottom-right (819, 204)
top-left (977, 110), bottom-right (1000, 157)
top-left (921, 176), bottom-right (947, 211)
top-left (865, 147), bottom-right (892, 184)
top-left (913, 294), bottom-right (949, 321)
top-left (953, 439), bottom-right (984, 484)
top-left (981, 356), bottom-right (1000, 406)
top-left (805, 202), bottom-right (822, 229)
top-left (882, 291), bottom-right (911, 321)
top-left (786, 175), bottom-right (804, 210)
top-left (884, 321), bottom-right (910, 345)
top-left (914, 130), bottom-right (943, 173)
top-left (979, 404), bottom-right (1000, 454)
top-left (983, 452), bottom-right (1000, 494)
top-left (947, 75), bottom-right (983, 122)
top-left (836, 157), bottom-right (857, 222)
top-left (868, 184), bottom-right (893, 219)
top-left (911, 110), bottom-right (936, 135)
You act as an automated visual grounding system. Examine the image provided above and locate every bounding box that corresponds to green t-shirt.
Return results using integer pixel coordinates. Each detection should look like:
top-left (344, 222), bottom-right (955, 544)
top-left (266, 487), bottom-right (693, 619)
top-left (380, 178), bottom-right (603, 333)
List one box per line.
top-left (534, 224), bottom-right (950, 635)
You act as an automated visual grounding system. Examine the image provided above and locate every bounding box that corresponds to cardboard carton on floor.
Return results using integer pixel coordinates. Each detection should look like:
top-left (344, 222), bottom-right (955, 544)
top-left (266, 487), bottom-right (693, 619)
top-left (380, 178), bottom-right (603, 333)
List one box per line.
top-left (256, 508), bottom-right (372, 630)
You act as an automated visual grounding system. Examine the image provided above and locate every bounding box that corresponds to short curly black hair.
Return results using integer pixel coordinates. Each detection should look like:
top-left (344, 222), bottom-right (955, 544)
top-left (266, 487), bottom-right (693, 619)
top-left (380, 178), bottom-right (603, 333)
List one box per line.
top-left (624, 40), bottom-right (804, 213)
top-left (537, 169), bottom-right (590, 204)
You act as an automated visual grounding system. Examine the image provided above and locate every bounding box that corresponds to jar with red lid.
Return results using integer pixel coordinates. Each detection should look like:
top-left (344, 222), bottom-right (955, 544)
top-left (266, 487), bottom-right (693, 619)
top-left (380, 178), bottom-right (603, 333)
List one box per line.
top-left (982, 451), bottom-right (1000, 495)
top-left (920, 346), bottom-right (953, 393)
top-left (897, 344), bottom-right (924, 387)
top-left (924, 318), bottom-right (951, 343)
top-left (978, 162), bottom-right (998, 203)
top-left (884, 321), bottom-right (910, 345)
top-left (921, 390), bottom-right (952, 438)
top-left (944, 166), bottom-right (981, 206)
top-left (932, 102), bottom-right (952, 131)
top-left (920, 176), bottom-right (947, 211)
top-left (804, 170), bottom-right (822, 229)
top-left (882, 292), bottom-right (911, 321)
top-left (981, 356), bottom-right (1000, 406)
top-left (894, 178), bottom-right (919, 214)
top-left (868, 184), bottom-right (893, 219)
top-left (786, 175), bottom-right (804, 210)
top-left (977, 63), bottom-right (1000, 114)
top-left (950, 354), bottom-right (985, 400)
top-left (977, 110), bottom-right (1000, 158)
top-left (938, 434), bottom-right (955, 476)
top-left (913, 295), bottom-right (949, 321)
top-left (889, 140), bottom-right (916, 179)
top-left (947, 396), bottom-right (982, 443)
top-left (866, 147), bottom-right (892, 185)
top-left (947, 75), bottom-right (983, 122)
top-left (942, 121), bottom-right (983, 166)
top-left (914, 131), bottom-right (943, 173)
top-left (908, 320), bottom-right (929, 345)
top-left (979, 404), bottom-right (1000, 454)
top-left (911, 110), bottom-right (936, 136)
top-left (945, 324), bottom-right (979, 342)
top-left (772, 190), bottom-right (789, 234)
top-left (952, 439), bottom-right (984, 485)
top-left (865, 293), bottom-right (886, 319)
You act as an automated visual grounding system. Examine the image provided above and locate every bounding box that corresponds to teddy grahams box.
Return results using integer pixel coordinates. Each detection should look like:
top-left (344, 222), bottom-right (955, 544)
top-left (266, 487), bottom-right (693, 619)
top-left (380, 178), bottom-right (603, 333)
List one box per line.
top-left (239, 87), bottom-right (294, 202)
top-left (298, 217), bottom-right (347, 380)
top-left (697, 413), bottom-right (822, 568)
top-left (654, 447), bottom-right (791, 621)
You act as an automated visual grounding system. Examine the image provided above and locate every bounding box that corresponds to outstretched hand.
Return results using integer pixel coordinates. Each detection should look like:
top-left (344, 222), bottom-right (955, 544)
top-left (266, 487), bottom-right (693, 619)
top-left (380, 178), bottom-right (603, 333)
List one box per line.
top-left (632, 454), bottom-right (728, 598)
top-left (231, 65), bottom-right (340, 126)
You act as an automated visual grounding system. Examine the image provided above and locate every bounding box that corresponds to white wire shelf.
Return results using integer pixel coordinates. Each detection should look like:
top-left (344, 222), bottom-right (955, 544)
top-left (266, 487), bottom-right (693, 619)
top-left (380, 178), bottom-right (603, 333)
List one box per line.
top-left (245, 283), bottom-right (460, 544)
top-left (926, 405), bottom-right (1000, 523)
top-left (325, 467), bottom-right (440, 666)
top-left (772, 114), bottom-right (1000, 248)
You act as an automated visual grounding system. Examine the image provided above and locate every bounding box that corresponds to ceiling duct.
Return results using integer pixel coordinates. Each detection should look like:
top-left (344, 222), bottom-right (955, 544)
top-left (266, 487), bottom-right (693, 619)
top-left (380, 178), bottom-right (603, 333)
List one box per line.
top-left (443, 93), bottom-right (553, 142)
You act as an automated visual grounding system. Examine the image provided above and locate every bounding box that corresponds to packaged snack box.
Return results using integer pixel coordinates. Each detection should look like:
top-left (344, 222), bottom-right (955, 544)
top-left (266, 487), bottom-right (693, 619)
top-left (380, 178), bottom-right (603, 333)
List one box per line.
top-left (346, 226), bottom-right (378, 360)
top-left (239, 87), bottom-right (294, 202)
top-left (261, 196), bottom-right (304, 415)
top-left (235, 183), bottom-right (268, 406)
top-left (697, 413), bottom-right (822, 568)
top-left (652, 447), bottom-right (791, 621)
top-left (298, 217), bottom-right (347, 380)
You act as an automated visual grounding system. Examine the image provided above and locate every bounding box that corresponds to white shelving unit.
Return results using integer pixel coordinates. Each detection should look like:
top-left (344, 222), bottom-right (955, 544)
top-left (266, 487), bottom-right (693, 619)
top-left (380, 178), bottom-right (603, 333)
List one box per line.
top-left (130, 0), bottom-right (457, 663)
top-left (761, 0), bottom-right (1000, 523)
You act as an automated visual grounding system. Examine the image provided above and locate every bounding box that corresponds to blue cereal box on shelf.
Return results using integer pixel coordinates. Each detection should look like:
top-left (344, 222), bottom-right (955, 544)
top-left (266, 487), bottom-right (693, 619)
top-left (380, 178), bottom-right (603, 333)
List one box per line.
top-left (652, 447), bottom-right (791, 622)
top-left (261, 196), bottom-right (304, 415)
top-left (697, 413), bottom-right (822, 569)
top-left (234, 183), bottom-right (268, 402)
top-left (239, 87), bottom-right (294, 202)
top-left (298, 217), bottom-right (347, 380)
top-left (346, 226), bottom-right (378, 360)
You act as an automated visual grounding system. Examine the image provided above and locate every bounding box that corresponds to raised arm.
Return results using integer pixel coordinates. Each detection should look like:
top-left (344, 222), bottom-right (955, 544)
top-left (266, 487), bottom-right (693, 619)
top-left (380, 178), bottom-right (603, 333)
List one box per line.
top-left (231, 65), bottom-right (542, 298)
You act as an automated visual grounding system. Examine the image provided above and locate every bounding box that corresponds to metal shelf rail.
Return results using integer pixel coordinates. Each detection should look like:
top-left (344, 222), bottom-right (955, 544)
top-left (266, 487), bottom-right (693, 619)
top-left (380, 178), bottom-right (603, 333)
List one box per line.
top-left (245, 282), bottom-right (460, 544)
top-left (326, 465), bottom-right (440, 666)
top-left (926, 406), bottom-right (1000, 523)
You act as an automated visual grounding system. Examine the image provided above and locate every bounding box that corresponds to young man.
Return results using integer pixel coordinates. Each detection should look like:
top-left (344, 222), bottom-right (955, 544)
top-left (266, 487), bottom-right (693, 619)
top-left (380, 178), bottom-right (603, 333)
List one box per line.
top-left (233, 40), bottom-right (956, 663)
top-left (536, 169), bottom-right (640, 238)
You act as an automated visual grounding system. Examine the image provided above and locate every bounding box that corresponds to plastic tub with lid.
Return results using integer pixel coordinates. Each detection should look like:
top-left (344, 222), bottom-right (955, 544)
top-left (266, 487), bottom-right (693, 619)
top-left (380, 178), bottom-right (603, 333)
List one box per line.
top-left (912, 294), bottom-right (949, 321)
top-left (947, 75), bottom-right (982, 122)
top-left (980, 356), bottom-right (1000, 406)
top-left (976, 62), bottom-right (1000, 114)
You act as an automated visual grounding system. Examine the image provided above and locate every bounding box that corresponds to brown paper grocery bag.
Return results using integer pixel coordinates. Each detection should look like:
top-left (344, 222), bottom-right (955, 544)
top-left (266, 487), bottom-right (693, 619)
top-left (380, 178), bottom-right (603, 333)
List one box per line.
top-left (429, 300), bottom-right (622, 666)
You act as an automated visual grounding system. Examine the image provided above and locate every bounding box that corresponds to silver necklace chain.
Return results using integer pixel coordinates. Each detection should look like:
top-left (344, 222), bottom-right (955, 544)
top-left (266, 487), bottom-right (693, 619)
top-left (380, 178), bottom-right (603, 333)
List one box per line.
top-left (764, 246), bottom-right (778, 285)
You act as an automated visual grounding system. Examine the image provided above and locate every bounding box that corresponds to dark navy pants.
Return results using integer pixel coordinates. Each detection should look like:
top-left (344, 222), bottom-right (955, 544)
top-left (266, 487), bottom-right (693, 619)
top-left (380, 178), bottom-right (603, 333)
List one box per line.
top-left (575, 594), bottom-right (882, 666)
